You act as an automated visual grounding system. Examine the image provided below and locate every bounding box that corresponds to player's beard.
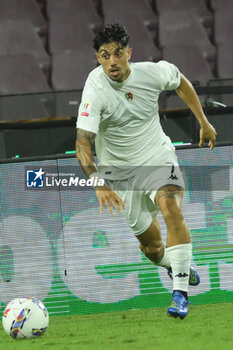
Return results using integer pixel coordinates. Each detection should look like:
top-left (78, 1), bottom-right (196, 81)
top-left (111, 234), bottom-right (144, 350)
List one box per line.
top-left (109, 67), bottom-right (130, 82)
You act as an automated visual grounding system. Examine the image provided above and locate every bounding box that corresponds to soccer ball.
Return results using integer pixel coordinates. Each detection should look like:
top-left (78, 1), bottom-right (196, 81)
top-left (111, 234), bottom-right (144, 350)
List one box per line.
top-left (2, 297), bottom-right (49, 339)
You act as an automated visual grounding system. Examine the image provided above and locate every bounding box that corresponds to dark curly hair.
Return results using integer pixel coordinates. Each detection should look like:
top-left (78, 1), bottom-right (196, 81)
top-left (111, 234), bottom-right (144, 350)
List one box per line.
top-left (93, 23), bottom-right (129, 51)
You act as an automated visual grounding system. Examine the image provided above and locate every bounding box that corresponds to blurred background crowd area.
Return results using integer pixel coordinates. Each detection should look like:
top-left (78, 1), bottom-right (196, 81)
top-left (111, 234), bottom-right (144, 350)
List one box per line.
top-left (0, 0), bottom-right (232, 95)
top-left (0, 0), bottom-right (232, 156)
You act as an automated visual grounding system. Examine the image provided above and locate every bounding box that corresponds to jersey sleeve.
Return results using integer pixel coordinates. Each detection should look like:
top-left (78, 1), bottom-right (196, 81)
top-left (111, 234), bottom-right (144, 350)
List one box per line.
top-left (76, 79), bottom-right (102, 134)
top-left (156, 60), bottom-right (181, 91)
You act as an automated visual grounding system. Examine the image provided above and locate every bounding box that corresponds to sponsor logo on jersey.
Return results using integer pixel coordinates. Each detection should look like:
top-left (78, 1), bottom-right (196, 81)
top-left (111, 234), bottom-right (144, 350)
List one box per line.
top-left (81, 112), bottom-right (89, 117)
top-left (167, 162), bottom-right (179, 180)
top-left (81, 102), bottom-right (90, 116)
top-left (125, 92), bottom-right (133, 101)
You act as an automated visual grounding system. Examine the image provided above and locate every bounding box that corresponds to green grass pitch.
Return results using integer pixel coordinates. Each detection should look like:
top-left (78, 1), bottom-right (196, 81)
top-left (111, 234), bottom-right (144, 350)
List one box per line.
top-left (1, 302), bottom-right (233, 350)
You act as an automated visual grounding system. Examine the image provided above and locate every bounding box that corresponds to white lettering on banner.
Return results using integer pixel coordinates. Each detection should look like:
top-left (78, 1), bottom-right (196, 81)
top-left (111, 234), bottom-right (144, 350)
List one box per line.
top-left (58, 208), bottom-right (141, 303)
top-left (227, 217), bottom-right (233, 245)
top-left (219, 262), bottom-right (233, 291)
top-left (219, 217), bottom-right (233, 291)
top-left (0, 216), bottom-right (52, 304)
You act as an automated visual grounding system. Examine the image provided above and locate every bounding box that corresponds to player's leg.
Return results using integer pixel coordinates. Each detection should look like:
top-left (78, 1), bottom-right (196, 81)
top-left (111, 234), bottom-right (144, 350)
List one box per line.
top-left (109, 183), bottom-right (171, 269)
top-left (155, 184), bottom-right (190, 246)
top-left (110, 179), bottom-right (195, 319)
top-left (135, 217), bottom-right (170, 268)
top-left (155, 184), bottom-right (191, 318)
top-left (114, 181), bottom-right (198, 286)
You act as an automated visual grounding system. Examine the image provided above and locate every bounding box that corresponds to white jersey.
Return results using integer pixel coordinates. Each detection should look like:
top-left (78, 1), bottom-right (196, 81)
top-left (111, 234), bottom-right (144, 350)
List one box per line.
top-left (76, 61), bottom-right (180, 179)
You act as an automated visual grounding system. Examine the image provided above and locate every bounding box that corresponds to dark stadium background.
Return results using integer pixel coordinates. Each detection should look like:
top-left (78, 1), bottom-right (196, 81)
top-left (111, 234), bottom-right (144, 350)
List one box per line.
top-left (0, 0), bottom-right (232, 158)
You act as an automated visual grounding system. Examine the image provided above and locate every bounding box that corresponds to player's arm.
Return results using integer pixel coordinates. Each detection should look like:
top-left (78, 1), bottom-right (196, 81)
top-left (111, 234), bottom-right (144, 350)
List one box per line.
top-left (176, 73), bottom-right (217, 149)
top-left (76, 128), bottom-right (97, 176)
top-left (76, 128), bottom-right (125, 215)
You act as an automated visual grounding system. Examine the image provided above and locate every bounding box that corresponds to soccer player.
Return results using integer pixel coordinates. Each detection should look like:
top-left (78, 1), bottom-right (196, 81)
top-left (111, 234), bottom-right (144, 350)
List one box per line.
top-left (76, 24), bottom-right (217, 319)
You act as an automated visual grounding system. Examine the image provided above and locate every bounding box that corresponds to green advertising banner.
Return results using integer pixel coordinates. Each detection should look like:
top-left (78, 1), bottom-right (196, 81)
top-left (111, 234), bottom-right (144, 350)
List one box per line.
top-left (0, 146), bottom-right (232, 317)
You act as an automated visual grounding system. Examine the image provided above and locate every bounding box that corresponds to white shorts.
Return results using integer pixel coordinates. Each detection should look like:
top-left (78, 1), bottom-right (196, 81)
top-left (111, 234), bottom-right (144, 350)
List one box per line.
top-left (109, 145), bottom-right (185, 236)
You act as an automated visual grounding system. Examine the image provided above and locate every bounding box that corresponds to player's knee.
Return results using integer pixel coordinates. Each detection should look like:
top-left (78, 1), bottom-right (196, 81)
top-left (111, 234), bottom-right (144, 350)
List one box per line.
top-left (140, 241), bottom-right (164, 260)
top-left (162, 204), bottom-right (184, 228)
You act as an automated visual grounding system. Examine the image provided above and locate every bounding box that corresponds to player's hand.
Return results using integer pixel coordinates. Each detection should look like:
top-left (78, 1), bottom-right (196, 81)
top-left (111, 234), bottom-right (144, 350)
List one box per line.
top-left (95, 184), bottom-right (125, 216)
top-left (199, 122), bottom-right (217, 150)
